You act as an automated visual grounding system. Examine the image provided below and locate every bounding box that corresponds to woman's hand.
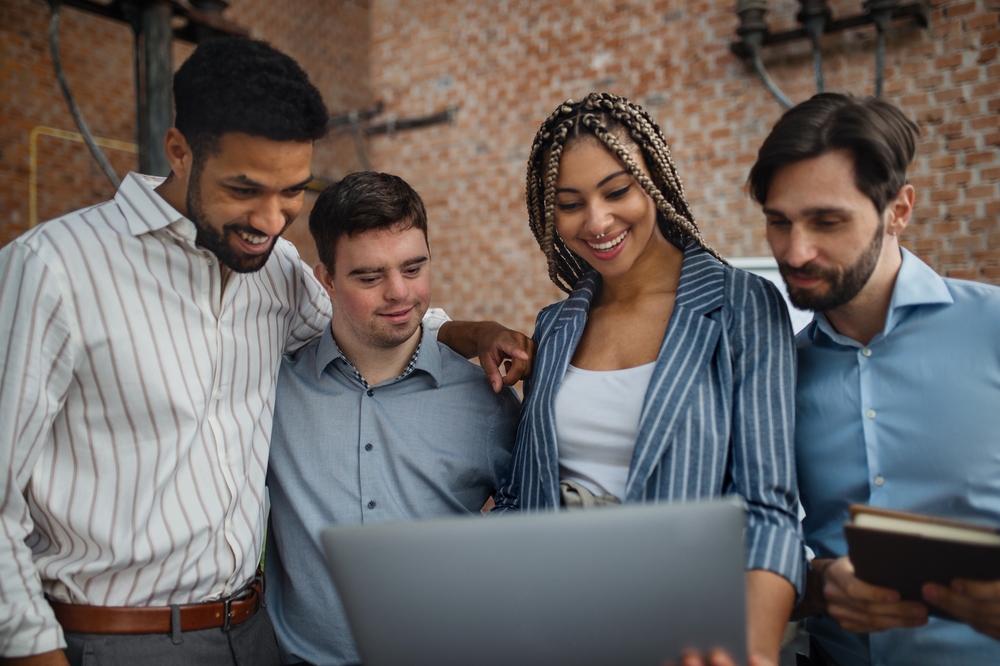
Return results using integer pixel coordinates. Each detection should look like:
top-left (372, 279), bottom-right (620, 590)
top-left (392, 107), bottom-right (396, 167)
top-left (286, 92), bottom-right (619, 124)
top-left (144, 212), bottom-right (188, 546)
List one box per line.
top-left (663, 648), bottom-right (776, 666)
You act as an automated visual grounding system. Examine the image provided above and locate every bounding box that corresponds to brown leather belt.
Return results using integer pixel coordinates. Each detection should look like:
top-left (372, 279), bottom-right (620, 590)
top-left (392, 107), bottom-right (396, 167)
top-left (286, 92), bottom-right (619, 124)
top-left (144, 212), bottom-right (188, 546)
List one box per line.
top-left (49, 578), bottom-right (262, 634)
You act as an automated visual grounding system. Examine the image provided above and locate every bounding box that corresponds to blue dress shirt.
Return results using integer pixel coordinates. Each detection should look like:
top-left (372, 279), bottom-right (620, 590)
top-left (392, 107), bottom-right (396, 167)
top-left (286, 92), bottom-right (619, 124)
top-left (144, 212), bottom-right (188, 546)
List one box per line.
top-left (264, 325), bottom-right (520, 666)
top-left (796, 249), bottom-right (1000, 665)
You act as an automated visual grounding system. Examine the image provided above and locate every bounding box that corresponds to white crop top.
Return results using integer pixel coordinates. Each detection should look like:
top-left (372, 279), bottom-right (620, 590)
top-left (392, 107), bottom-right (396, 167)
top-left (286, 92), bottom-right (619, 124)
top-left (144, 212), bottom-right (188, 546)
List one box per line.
top-left (553, 362), bottom-right (656, 502)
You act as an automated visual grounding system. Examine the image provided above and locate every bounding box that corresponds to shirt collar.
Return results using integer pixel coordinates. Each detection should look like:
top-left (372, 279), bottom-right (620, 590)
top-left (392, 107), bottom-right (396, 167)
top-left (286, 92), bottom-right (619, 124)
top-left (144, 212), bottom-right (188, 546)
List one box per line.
top-left (808, 247), bottom-right (953, 346)
top-left (114, 172), bottom-right (197, 240)
top-left (314, 323), bottom-right (441, 388)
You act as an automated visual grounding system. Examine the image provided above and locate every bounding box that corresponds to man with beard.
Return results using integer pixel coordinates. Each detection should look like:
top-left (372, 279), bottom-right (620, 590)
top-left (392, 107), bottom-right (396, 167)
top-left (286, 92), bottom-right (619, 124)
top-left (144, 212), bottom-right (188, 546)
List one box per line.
top-left (0, 38), bottom-right (528, 666)
top-left (748, 93), bottom-right (1000, 665)
top-left (262, 172), bottom-right (519, 666)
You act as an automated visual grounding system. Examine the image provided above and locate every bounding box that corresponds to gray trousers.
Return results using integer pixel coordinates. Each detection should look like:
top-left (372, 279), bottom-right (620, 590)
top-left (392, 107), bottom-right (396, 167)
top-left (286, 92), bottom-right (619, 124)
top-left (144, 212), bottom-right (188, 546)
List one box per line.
top-left (62, 605), bottom-right (281, 666)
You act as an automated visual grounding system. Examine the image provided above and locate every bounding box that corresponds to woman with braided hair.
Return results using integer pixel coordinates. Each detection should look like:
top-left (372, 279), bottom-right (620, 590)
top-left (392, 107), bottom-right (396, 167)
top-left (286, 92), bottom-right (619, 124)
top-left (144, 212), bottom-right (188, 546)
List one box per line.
top-left (492, 94), bottom-right (803, 665)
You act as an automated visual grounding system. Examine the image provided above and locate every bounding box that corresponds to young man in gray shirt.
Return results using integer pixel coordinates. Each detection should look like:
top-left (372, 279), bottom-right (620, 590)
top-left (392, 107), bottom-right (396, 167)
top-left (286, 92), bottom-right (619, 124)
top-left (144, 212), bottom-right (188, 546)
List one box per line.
top-left (263, 172), bottom-right (520, 666)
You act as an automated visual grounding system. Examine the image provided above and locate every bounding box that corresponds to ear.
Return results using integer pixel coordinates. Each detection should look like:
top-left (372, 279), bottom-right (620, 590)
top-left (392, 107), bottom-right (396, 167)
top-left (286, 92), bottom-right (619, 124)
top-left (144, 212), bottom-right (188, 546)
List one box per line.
top-left (163, 128), bottom-right (195, 182)
top-left (314, 262), bottom-right (336, 300)
top-left (885, 183), bottom-right (915, 236)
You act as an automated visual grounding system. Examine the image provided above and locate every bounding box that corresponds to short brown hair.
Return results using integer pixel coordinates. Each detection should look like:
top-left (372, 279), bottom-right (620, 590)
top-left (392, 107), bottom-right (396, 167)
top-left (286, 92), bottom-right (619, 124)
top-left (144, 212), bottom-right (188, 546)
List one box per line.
top-left (748, 93), bottom-right (919, 213)
top-left (309, 171), bottom-right (428, 270)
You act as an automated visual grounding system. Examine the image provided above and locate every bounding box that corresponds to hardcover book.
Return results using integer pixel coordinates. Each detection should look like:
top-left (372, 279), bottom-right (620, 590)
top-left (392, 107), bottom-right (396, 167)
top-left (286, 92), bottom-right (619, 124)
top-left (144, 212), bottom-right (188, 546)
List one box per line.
top-left (845, 504), bottom-right (1000, 619)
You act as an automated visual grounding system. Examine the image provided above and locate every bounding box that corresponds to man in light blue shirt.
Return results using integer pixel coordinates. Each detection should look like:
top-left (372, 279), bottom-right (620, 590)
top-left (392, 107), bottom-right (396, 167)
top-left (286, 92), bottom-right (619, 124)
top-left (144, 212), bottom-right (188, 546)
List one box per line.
top-left (748, 93), bottom-right (1000, 665)
top-left (264, 172), bottom-right (520, 666)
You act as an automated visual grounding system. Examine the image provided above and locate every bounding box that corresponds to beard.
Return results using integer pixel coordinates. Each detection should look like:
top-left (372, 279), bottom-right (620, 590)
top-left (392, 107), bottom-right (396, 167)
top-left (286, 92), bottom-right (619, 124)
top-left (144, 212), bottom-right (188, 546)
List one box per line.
top-left (186, 169), bottom-right (278, 274)
top-left (779, 221), bottom-right (884, 312)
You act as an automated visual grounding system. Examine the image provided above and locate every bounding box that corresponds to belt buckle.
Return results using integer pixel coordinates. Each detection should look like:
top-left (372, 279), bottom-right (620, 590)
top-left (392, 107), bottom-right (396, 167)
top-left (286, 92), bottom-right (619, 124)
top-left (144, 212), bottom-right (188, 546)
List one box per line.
top-left (222, 597), bottom-right (233, 632)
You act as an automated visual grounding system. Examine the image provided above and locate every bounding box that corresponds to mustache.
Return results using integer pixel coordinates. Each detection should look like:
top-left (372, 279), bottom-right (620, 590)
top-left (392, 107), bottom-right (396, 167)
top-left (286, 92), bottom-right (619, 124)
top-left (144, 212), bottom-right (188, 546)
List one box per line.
top-left (778, 262), bottom-right (835, 280)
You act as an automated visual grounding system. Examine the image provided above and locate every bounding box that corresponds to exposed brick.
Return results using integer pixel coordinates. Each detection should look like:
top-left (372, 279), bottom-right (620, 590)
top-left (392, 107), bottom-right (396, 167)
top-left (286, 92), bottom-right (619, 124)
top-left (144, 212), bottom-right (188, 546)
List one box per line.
top-left (967, 12), bottom-right (999, 30)
top-left (935, 53), bottom-right (964, 69)
top-left (946, 3), bottom-right (977, 18)
top-left (931, 188), bottom-right (960, 202)
top-left (967, 151), bottom-right (998, 164)
top-left (966, 184), bottom-right (998, 199)
top-left (948, 137), bottom-right (977, 150)
top-left (4, 0), bottom-right (1000, 318)
top-left (943, 170), bottom-right (972, 185)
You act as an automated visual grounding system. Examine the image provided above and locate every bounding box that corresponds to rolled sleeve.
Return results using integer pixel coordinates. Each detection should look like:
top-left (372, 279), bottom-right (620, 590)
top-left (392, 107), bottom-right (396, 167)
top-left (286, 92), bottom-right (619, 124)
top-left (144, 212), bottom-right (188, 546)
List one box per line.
top-left (728, 272), bottom-right (805, 597)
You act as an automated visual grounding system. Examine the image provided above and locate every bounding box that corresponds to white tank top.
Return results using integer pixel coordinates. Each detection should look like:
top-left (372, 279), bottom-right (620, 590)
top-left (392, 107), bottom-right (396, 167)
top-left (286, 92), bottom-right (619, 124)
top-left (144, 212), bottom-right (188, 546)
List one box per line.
top-left (554, 362), bottom-right (656, 502)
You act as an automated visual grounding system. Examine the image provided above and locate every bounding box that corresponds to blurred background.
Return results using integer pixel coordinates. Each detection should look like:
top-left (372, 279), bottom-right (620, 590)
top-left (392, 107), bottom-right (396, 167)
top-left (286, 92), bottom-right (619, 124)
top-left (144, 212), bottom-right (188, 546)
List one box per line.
top-left (1, 0), bottom-right (997, 335)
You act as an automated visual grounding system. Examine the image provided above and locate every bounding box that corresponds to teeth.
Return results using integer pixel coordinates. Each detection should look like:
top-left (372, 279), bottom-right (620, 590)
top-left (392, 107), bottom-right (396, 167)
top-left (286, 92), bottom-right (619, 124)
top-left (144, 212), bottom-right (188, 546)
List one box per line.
top-left (238, 230), bottom-right (269, 245)
top-left (587, 230), bottom-right (627, 251)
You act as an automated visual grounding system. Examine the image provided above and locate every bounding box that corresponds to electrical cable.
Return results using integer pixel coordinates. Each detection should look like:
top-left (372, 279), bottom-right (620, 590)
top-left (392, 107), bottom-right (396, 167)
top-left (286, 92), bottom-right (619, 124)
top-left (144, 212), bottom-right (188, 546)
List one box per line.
top-left (48, 0), bottom-right (121, 189)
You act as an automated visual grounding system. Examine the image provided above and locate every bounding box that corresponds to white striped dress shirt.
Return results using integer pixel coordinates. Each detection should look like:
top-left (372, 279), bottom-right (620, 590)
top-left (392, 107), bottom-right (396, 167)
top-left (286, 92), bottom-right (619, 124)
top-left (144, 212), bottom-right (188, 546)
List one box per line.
top-left (0, 173), bottom-right (336, 657)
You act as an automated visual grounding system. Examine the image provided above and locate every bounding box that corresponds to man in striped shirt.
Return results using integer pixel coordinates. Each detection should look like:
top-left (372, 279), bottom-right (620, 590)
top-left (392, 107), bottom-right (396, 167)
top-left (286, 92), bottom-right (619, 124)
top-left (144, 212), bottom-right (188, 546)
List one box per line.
top-left (0, 37), bottom-right (529, 666)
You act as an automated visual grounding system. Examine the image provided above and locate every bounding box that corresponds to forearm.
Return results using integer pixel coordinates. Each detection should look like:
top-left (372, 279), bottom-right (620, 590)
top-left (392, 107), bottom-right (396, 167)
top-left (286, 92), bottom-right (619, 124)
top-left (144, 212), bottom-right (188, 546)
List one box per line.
top-left (436, 319), bottom-right (488, 359)
top-left (746, 570), bottom-right (796, 662)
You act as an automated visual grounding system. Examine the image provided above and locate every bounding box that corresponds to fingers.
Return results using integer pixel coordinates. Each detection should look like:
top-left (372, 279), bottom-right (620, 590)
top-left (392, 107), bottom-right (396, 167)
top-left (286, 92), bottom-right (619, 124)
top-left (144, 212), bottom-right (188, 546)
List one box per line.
top-left (824, 557), bottom-right (899, 604)
top-left (672, 648), bottom-right (737, 666)
top-left (923, 580), bottom-right (1000, 639)
top-left (823, 556), bottom-right (928, 632)
top-left (478, 349), bottom-right (504, 393)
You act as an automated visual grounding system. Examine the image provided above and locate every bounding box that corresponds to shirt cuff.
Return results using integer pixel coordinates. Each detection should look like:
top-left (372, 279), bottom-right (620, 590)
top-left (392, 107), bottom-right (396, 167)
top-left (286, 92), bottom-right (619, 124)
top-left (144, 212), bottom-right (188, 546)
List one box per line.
top-left (421, 308), bottom-right (450, 340)
top-left (1, 600), bottom-right (67, 658)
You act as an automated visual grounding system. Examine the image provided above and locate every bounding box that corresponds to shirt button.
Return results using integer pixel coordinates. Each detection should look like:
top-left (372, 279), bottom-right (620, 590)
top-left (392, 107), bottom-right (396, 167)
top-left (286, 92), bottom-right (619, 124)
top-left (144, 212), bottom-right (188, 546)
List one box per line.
top-left (874, 475), bottom-right (885, 486)
top-left (207, 258), bottom-right (214, 266)
top-left (866, 409), bottom-right (876, 419)
top-left (365, 443), bottom-right (373, 451)
top-left (223, 455), bottom-right (232, 466)
top-left (223, 584), bottom-right (232, 596)
top-left (368, 500), bottom-right (376, 509)
top-left (366, 389), bottom-right (374, 397)
top-left (215, 389), bottom-right (223, 399)
top-left (226, 521), bottom-right (235, 532)
top-left (861, 348), bottom-right (872, 357)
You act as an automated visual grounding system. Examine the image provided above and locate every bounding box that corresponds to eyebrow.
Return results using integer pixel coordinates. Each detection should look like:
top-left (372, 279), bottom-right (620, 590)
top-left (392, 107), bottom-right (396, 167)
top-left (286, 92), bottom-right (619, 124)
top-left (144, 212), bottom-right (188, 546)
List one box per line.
top-left (223, 174), bottom-right (314, 190)
top-left (555, 170), bottom-right (630, 194)
top-left (347, 255), bottom-right (429, 276)
top-left (762, 206), bottom-right (852, 218)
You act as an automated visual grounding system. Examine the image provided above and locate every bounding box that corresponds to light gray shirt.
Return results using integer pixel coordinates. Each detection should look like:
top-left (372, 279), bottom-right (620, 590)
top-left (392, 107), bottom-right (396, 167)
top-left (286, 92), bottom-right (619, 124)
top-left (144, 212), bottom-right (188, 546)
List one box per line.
top-left (264, 324), bottom-right (520, 666)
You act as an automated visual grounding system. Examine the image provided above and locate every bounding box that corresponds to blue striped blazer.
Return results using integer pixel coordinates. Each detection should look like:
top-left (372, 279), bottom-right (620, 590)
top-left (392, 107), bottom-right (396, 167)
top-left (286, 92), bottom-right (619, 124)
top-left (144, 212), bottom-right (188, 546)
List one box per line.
top-left (494, 242), bottom-right (805, 593)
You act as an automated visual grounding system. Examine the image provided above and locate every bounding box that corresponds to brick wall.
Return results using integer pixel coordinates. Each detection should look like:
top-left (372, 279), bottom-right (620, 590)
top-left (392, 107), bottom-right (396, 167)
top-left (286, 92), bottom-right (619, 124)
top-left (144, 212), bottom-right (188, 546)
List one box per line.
top-left (365, 0), bottom-right (999, 334)
top-left (0, 0), bottom-right (370, 268)
top-left (2, 0), bottom-right (997, 336)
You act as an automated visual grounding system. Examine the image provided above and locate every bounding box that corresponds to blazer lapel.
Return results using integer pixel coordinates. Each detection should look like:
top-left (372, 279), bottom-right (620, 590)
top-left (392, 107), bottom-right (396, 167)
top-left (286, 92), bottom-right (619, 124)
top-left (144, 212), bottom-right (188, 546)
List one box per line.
top-left (527, 273), bottom-right (596, 508)
top-left (624, 244), bottom-right (725, 502)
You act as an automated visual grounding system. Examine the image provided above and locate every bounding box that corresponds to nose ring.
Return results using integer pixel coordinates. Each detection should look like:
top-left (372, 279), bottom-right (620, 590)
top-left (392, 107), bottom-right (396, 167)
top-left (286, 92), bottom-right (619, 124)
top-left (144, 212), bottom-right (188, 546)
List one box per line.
top-left (596, 232), bottom-right (606, 239)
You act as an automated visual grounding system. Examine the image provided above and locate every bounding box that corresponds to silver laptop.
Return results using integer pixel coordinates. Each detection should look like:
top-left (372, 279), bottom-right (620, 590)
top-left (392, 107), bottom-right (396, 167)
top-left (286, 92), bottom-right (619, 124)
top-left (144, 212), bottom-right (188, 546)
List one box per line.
top-left (321, 498), bottom-right (747, 666)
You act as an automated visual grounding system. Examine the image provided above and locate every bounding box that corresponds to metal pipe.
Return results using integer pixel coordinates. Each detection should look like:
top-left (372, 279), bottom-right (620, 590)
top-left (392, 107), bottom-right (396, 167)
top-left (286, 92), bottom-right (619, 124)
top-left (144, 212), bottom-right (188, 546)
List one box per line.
top-left (736, 1), bottom-right (793, 109)
top-left (865, 0), bottom-right (899, 97)
top-left (48, 1), bottom-right (121, 188)
top-left (797, 1), bottom-right (831, 93)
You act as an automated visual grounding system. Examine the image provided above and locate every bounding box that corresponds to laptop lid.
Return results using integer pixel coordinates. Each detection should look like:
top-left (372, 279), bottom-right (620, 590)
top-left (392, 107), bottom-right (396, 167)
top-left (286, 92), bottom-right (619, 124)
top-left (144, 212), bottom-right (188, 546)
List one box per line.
top-left (321, 497), bottom-right (747, 666)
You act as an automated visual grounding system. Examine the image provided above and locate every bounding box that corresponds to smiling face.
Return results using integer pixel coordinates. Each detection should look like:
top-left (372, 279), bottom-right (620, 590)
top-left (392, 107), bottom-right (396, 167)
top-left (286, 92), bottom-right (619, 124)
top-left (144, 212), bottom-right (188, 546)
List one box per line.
top-left (552, 137), bottom-right (665, 281)
top-left (764, 149), bottom-right (900, 312)
top-left (185, 132), bottom-right (314, 273)
top-left (317, 222), bottom-right (431, 352)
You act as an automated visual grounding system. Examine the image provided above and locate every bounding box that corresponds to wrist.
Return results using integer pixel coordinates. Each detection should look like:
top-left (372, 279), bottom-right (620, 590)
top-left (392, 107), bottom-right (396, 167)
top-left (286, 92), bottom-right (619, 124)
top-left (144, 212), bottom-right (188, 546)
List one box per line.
top-left (792, 558), bottom-right (832, 619)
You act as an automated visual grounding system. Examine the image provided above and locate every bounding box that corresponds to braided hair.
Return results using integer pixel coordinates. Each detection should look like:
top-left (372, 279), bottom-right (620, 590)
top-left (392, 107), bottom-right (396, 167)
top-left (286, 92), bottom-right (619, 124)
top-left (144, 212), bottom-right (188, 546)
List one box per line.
top-left (526, 93), bottom-right (725, 293)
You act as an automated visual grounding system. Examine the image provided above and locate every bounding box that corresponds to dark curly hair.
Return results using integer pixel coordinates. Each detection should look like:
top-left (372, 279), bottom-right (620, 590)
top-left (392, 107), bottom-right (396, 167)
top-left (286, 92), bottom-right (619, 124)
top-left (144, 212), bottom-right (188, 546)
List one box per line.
top-left (173, 36), bottom-right (328, 159)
